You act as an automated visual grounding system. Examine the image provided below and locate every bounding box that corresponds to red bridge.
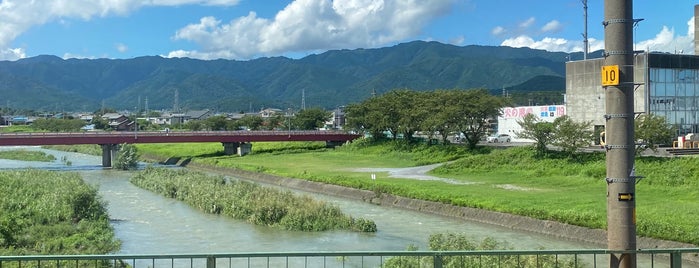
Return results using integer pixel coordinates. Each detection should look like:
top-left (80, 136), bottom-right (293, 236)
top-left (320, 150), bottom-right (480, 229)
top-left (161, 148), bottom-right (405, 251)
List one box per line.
top-left (0, 130), bottom-right (361, 167)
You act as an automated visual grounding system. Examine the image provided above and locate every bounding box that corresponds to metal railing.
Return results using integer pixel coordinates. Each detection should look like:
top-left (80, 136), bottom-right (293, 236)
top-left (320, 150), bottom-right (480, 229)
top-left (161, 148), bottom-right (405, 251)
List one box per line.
top-left (1, 248), bottom-right (698, 268)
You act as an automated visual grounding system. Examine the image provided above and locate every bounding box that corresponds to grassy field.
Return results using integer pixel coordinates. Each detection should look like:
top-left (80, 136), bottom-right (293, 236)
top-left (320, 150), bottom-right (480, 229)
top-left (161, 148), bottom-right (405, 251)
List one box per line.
top-left (136, 140), bottom-right (699, 245)
top-left (0, 150), bottom-right (56, 162)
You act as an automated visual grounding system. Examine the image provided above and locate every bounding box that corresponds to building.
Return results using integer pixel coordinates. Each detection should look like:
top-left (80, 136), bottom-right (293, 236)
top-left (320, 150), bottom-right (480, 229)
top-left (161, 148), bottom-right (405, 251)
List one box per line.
top-left (566, 52), bottom-right (699, 136)
top-left (496, 105), bottom-right (566, 142)
top-left (566, 5), bottom-right (699, 137)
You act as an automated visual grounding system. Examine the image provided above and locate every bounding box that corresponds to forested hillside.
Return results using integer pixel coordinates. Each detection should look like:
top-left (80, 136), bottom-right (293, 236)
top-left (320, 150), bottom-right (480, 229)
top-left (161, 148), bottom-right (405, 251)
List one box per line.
top-left (0, 41), bottom-right (585, 112)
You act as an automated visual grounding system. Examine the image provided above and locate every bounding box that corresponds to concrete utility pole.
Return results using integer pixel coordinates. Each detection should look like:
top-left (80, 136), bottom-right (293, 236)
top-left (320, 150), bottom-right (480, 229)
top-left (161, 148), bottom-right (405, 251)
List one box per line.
top-left (582, 0), bottom-right (589, 60)
top-left (603, 0), bottom-right (636, 267)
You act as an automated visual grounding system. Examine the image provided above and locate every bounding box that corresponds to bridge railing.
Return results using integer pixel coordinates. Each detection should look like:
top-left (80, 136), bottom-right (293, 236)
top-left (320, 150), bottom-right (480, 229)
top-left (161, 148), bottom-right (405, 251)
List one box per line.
top-left (1, 248), bottom-right (698, 268)
top-left (0, 130), bottom-right (353, 137)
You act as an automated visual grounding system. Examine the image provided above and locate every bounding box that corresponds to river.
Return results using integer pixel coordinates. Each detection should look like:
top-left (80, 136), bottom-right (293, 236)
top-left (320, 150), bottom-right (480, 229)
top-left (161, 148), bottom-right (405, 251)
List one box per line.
top-left (0, 146), bottom-right (601, 253)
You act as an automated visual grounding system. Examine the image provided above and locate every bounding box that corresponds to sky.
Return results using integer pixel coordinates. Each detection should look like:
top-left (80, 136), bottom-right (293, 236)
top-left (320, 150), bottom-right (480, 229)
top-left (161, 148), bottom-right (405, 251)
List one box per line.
top-left (0, 0), bottom-right (697, 61)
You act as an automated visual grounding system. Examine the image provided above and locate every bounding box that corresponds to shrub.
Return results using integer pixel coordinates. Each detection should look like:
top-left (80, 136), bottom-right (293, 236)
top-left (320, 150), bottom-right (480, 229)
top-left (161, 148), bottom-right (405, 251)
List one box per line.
top-left (130, 167), bottom-right (376, 232)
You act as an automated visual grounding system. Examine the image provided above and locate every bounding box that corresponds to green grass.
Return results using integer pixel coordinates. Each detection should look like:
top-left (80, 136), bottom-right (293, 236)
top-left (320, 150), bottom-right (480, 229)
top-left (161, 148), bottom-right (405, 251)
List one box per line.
top-left (0, 150), bottom-right (56, 162)
top-left (0, 170), bottom-right (120, 255)
top-left (136, 140), bottom-right (699, 245)
top-left (130, 167), bottom-right (376, 232)
top-left (42, 144), bottom-right (102, 156)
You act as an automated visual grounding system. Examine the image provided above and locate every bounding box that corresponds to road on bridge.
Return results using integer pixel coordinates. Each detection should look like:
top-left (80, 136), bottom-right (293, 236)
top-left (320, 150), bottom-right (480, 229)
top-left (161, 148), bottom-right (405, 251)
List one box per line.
top-left (0, 130), bottom-right (361, 146)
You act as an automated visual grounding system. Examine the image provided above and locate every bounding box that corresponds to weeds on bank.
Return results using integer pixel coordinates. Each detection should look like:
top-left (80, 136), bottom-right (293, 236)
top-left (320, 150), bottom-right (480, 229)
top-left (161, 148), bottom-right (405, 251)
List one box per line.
top-left (130, 167), bottom-right (377, 232)
top-left (0, 170), bottom-right (119, 255)
top-left (0, 150), bottom-right (56, 162)
top-left (384, 233), bottom-right (581, 268)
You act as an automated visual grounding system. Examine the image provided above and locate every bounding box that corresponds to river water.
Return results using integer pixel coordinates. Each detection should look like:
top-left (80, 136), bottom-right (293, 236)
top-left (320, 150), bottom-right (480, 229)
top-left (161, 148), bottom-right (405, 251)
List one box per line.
top-left (1, 146), bottom-right (650, 266)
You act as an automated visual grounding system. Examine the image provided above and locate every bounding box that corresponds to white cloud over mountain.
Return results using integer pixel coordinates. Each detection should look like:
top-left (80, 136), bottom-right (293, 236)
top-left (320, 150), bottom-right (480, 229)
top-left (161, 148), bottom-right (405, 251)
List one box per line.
top-left (168, 0), bottom-right (454, 59)
top-left (0, 0), bottom-right (240, 60)
top-left (0, 0), bottom-right (695, 60)
top-left (501, 17), bottom-right (694, 55)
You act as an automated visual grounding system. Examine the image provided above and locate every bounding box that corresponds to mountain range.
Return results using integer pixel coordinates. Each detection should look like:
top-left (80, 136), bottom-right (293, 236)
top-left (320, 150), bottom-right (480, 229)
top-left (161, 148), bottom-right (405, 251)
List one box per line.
top-left (0, 41), bottom-right (587, 113)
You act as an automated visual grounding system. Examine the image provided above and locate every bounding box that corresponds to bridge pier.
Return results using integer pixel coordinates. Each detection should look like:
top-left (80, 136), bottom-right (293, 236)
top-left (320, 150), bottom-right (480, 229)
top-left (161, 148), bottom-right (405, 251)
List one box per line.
top-left (222, 142), bottom-right (239, 155)
top-left (100, 144), bottom-right (119, 167)
top-left (221, 142), bottom-right (252, 156)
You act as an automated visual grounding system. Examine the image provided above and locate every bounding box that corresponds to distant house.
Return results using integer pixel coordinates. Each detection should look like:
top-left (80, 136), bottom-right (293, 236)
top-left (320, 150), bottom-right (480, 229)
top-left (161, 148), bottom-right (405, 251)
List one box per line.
top-left (101, 113), bottom-right (132, 131)
top-left (185, 110), bottom-right (212, 121)
top-left (259, 108), bottom-right (282, 118)
top-left (324, 106), bottom-right (346, 130)
top-left (78, 114), bottom-right (94, 123)
top-left (11, 116), bottom-right (29, 125)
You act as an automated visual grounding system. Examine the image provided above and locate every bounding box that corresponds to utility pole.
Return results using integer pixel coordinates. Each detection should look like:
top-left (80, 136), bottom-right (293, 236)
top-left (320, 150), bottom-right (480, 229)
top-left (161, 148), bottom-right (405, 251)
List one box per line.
top-left (603, 0), bottom-right (636, 267)
top-left (582, 0), bottom-right (589, 60)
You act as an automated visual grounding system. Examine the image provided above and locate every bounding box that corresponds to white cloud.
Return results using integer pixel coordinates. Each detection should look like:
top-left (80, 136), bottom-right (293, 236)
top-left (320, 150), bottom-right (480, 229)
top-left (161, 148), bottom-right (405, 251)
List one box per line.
top-left (519, 17), bottom-right (535, 29)
top-left (501, 17), bottom-right (694, 55)
top-left (116, 43), bottom-right (128, 53)
top-left (448, 35), bottom-right (465, 46)
top-left (635, 17), bottom-right (694, 53)
top-left (0, 0), bottom-right (240, 60)
top-left (541, 20), bottom-right (562, 33)
top-left (0, 47), bottom-right (25, 61)
top-left (491, 26), bottom-right (506, 36)
top-left (169, 0), bottom-right (455, 60)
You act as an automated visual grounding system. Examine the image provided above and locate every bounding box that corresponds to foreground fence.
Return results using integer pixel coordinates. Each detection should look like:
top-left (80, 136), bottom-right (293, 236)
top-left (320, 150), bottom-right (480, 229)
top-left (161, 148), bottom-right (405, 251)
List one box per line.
top-left (1, 248), bottom-right (698, 268)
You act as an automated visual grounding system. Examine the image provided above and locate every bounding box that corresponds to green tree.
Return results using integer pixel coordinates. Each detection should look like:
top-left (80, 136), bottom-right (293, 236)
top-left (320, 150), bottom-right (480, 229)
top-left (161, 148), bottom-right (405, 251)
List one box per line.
top-left (114, 143), bottom-right (139, 170)
top-left (293, 107), bottom-right (331, 130)
top-left (552, 115), bottom-right (594, 157)
top-left (516, 113), bottom-right (555, 156)
top-left (205, 115), bottom-right (229, 131)
top-left (184, 120), bottom-right (204, 131)
top-left (635, 113), bottom-right (676, 153)
top-left (455, 89), bottom-right (509, 149)
top-left (265, 114), bottom-right (285, 130)
top-left (32, 118), bottom-right (86, 132)
top-left (345, 97), bottom-right (387, 140)
top-left (236, 115), bottom-right (264, 130)
top-left (91, 116), bottom-right (110, 130)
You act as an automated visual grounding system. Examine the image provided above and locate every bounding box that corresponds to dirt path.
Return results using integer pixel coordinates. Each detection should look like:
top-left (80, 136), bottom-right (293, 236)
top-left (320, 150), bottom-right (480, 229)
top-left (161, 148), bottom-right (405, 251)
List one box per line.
top-left (351, 163), bottom-right (473, 184)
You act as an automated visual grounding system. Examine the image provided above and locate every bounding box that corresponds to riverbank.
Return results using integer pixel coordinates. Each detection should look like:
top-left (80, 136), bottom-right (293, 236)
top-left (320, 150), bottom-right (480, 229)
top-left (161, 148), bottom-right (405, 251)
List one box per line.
top-left (183, 161), bottom-right (696, 252)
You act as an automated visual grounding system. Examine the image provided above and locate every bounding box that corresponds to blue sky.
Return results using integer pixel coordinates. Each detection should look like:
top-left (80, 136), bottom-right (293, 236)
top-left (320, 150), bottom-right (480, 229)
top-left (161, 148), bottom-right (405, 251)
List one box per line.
top-left (0, 0), bottom-right (697, 61)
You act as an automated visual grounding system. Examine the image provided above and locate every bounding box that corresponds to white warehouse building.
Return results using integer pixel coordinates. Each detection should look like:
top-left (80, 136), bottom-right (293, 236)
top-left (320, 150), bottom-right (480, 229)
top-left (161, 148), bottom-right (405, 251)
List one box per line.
top-left (495, 105), bottom-right (567, 142)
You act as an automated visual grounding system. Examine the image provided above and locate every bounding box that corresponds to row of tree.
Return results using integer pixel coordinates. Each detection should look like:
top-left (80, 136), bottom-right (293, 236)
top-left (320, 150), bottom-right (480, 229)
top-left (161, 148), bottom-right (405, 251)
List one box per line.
top-left (178, 108), bottom-right (331, 131)
top-left (23, 108), bottom-right (333, 132)
top-left (518, 112), bottom-right (676, 157)
top-left (344, 89), bottom-right (509, 149)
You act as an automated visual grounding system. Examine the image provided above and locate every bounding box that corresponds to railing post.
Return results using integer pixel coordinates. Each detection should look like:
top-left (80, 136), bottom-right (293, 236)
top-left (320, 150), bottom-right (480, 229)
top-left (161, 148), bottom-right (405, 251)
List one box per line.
top-left (206, 256), bottom-right (216, 268)
top-left (670, 252), bottom-right (682, 268)
top-left (433, 255), bottom-right (443, 268)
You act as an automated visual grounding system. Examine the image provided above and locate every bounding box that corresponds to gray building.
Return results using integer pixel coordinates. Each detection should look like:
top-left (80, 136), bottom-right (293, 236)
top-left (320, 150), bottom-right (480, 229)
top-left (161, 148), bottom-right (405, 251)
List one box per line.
top-left (566, 52), bottom-right (699, 136)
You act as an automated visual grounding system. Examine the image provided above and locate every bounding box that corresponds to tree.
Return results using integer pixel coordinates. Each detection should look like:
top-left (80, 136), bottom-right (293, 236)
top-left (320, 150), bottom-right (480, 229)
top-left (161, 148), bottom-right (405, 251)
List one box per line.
top-left (235, 115), bottom-right (264, 130)
top-left (389, 90), bottom-right (427, 141)
top-left (92, 116), bottom-right (110, 130)
top-left (345, 96), bottom-right (390, 140)
top-left (114, 143), bottom-right (139, 170)
top-left (204, 115), bottom-right (229, 131)
top-left (454, 89), bottom-right (509, 149)
top-left (265, 114), bottom-right (285, 130)
top-left (516, 113), bottom-right (555, 156)
top-left (293, 107), bottom-right (332, 130)
top-left (32, 118), bottom-right (86, 132)
top-left (184, 120), bottom-right (204, 131)
top-left (635, 113), bottom-right (676, 153)
top-left (551, 115), bottom-right (594, 157)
